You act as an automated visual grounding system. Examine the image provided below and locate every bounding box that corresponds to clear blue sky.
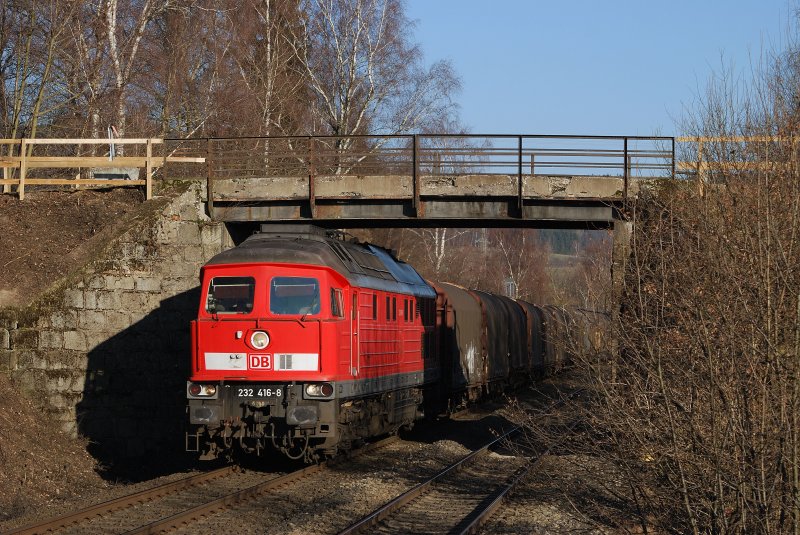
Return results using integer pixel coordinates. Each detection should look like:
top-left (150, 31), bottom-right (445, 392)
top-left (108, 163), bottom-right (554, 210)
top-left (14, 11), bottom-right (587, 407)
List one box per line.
top-left (406, 0), bottom-right (792, 136)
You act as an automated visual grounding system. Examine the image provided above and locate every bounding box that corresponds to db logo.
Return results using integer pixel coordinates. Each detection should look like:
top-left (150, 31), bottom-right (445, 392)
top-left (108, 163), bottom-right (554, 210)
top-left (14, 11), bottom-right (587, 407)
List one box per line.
top-left (249, 354), bottom-right (272, 370)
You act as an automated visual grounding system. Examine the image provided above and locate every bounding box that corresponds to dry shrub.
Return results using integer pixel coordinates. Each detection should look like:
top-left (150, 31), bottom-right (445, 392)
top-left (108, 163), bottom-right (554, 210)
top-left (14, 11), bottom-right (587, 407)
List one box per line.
top-left (603, 162), bottom-right (800, 533)
top-left (514, 22), bottom-right (800, 534)
top-left (514, 147), bottom-right (800, 534)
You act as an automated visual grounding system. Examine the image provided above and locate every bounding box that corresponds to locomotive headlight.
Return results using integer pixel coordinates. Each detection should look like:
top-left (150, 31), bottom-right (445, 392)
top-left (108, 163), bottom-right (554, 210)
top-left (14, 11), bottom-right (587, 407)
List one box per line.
top-left (304, 382), bottom-right (334, 398)
top-left (187, 382), bottom-right (218, 398)
top-left (250, 330), bottom-right (270, 350)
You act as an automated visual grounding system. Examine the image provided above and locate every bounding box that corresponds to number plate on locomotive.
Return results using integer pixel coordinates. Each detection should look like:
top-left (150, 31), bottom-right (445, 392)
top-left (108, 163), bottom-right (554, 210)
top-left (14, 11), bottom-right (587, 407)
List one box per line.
top-left (235, 386), bottom-right (283, 399)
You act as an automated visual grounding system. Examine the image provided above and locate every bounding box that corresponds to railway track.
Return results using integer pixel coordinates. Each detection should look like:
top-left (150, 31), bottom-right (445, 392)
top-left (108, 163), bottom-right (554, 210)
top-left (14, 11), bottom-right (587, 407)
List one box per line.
top-left (338, 390), bottom-right (584, 535)
top-left (5, 465), bottom-right (237, 535)
top-left (6, 386), bottom-right (582, 535)
top-left (6, 436), bottom-right (398, 535)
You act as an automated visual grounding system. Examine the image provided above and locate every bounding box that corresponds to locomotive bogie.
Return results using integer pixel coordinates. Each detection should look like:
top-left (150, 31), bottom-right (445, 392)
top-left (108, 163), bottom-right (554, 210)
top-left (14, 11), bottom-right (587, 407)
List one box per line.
top-left (187, 381), bottom-right (340, 461)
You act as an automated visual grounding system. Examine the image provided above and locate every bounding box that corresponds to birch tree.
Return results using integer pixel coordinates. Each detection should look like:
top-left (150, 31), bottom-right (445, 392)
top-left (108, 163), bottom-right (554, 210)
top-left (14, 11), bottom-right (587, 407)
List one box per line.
top-left (290, 0), bottom-right (460, 169)
top-left (103, 0), bottom-right (169, 142)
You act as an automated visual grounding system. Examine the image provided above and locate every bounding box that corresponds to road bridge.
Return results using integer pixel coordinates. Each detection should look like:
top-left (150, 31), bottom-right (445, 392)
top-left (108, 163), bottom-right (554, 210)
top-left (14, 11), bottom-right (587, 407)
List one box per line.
top-left (190, 134), bottom-right (673, 229)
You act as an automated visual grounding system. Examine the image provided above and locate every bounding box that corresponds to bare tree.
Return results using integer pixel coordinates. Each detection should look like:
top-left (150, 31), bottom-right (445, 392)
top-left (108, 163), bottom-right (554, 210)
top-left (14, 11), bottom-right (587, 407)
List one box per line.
top-left (287, 0), bottom-right (460, 171)
top-left (103, 0), bottom-right (169, 143)
top-left (488, 228), bottom-right (551, 302)
top-left (1, 1), bottom-right (78, 140)
top-left (146, 0), bottom-right (237, 137)
top-left (228, 0), bottom-right (305, 137)
top-left (0, 0), bottom-right (461, 150)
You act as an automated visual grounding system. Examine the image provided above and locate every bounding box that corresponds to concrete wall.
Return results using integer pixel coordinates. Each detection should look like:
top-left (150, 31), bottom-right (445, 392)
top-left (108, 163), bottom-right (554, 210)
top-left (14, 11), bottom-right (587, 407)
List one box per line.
top-left (0, 183), bottom-right (233, 466)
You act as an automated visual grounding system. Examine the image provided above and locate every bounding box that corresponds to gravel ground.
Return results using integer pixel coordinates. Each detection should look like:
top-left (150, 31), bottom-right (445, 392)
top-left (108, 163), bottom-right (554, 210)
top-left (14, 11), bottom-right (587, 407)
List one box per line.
top-left (478, 454), bottom-right (613, 535)
top-left (169, 422), bottom-right (512, 535)
top-left (1, 376), bottom-right (630, 534)
top-left (0, 467), bottom-right (208, 533)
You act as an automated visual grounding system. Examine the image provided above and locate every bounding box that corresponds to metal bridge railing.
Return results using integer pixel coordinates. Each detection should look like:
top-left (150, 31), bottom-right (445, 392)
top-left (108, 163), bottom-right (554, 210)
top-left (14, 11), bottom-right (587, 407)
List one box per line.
top-left (5, 134), bottom-right (795, 201)
top-left (179, 134), bottom-right (675, 180)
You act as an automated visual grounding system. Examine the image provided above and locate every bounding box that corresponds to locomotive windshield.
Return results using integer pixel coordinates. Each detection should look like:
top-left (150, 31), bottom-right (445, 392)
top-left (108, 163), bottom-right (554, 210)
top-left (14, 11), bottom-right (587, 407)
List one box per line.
top-left (270, 277), bottom-right (321, 315)
top-left (206, 276), bottom-right (255, 314)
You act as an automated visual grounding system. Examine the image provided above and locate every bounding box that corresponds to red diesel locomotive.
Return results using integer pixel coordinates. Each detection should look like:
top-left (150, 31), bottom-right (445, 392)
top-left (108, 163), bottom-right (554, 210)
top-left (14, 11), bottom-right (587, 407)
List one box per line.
top-left (186, 224), bottom-right (608, 462)
top-left (186, 225), bottom-right (438, 461)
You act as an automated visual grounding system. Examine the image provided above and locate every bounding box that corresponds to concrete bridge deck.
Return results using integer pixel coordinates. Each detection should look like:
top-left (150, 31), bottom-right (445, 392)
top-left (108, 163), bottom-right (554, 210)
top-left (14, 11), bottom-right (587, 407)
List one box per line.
top-left (209, 173), bottom-right (658, 228)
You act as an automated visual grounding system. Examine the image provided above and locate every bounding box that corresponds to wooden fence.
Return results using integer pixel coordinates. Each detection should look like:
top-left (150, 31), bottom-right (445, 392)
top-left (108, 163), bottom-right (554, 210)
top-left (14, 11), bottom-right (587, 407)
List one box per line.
top-left (0, 138), bottom-right (204, 200)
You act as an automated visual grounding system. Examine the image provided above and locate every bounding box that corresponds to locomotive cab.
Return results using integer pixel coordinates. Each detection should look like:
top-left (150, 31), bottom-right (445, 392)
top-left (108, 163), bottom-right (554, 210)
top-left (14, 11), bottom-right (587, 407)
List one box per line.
top-left (187, 261), bottom-right (350, 461)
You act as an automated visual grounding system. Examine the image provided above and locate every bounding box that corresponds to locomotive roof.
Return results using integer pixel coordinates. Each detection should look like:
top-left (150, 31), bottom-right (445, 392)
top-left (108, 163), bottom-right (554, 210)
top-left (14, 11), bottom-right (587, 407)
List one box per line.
top-left (205, 226), bottom-right (436, 299)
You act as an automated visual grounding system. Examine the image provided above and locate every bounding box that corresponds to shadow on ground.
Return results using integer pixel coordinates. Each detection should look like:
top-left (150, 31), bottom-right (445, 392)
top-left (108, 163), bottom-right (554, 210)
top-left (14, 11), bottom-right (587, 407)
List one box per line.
top-left (76, 287), bottom-right (201, 482)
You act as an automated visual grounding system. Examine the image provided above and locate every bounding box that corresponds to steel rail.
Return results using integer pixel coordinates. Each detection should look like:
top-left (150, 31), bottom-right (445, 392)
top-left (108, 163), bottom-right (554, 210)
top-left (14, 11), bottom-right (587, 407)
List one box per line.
top-left (124, 435), bottom-right (400, 535)
top-left (5, 465), bottom-right (236, 535)
top-left (338, 388), bottom-right (586, 535)
top-left (456, 389), bottom-right (588, 535)
top-left (336, 427), bottom-right (521, 535)
top-left (456, 463), bottom-right (534, 535)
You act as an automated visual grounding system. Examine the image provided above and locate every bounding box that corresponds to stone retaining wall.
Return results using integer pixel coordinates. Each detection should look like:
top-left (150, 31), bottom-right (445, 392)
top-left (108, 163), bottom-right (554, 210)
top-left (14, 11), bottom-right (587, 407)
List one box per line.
top-left (0, 183), bottom-right (233, 464)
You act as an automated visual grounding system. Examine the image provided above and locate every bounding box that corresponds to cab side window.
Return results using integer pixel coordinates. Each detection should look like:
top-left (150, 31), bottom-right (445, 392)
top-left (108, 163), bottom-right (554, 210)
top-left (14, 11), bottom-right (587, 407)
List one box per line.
top-left (331, 288), bottom-right (344, 318)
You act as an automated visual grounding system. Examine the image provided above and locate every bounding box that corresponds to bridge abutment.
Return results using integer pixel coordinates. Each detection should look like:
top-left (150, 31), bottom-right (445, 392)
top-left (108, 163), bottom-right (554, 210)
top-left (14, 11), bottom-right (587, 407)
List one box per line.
top-left (612, 217), bottom-right (633, 299)
top-left (0, 183), bottom-right (233, 470)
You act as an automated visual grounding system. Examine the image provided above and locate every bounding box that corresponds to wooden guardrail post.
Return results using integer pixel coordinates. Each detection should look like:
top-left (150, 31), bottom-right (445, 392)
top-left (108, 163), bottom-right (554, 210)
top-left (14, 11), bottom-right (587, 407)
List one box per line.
top-left (697, 139), bottom-right (705, 196)
top-left (19, 138), bottom-right (27, 200)
top-left (2, 159), bottom-right (9, 194)
top-left (1, 141), bottom-right (10, 193)
top-left (145, 138), bottom-right (153, 199)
